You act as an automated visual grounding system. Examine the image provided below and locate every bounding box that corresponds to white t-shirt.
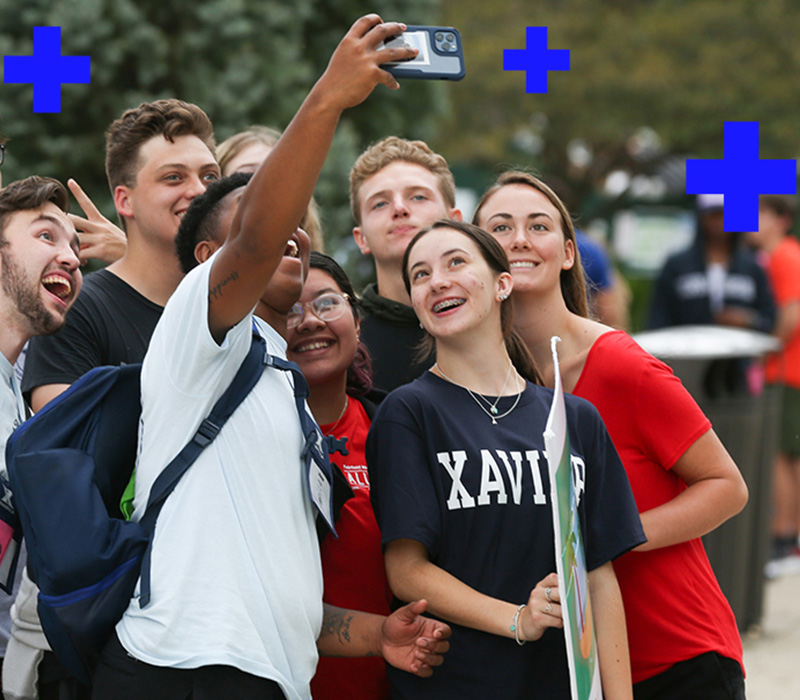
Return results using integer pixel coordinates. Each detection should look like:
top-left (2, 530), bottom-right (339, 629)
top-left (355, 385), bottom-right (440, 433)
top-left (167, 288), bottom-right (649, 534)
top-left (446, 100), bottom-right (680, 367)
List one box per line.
top-left (117, 256), bottom-right (323, 700)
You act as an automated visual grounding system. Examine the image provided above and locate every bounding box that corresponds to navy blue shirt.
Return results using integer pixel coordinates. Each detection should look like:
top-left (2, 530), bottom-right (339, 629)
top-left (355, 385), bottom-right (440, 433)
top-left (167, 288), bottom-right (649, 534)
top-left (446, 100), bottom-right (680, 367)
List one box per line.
top-left (367, 372), bottom-right (644, 699)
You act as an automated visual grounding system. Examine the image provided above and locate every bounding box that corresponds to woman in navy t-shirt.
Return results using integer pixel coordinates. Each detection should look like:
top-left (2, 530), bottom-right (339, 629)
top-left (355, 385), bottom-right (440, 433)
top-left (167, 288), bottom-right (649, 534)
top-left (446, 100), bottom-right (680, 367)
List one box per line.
top-left (366, 220), bottom-right (645, 699)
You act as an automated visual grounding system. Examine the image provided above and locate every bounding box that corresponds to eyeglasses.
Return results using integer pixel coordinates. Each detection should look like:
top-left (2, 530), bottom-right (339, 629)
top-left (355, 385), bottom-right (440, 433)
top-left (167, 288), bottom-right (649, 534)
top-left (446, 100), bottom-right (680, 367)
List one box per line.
top-left (0, 144), bottom-right (5, 167)
top-left (288, 292), bottom-right (350, 328)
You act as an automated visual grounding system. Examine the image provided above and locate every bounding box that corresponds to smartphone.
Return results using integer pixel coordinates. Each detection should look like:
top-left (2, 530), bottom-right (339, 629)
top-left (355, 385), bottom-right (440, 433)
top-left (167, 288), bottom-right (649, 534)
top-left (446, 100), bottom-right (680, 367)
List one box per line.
top-left (378, 26), bottom-right (465, 81)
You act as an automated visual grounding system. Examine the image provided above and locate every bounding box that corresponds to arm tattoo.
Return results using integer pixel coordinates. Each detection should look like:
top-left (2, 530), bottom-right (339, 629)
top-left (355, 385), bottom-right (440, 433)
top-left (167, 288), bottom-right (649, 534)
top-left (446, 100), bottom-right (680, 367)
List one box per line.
top-left (321, 607), bottom-right (353, 646)
top-left (208, 270), bottom-right (239, 306)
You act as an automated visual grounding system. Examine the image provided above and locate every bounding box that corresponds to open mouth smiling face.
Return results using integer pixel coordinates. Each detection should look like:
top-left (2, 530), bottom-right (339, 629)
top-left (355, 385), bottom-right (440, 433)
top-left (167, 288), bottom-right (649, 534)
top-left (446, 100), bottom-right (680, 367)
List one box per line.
top-left (292, 338), bottom-right (334, 354)
top-left (42, 271), bottom-right (74, 303)
top-left (284, 237), bottom-right (299, 259)
top-left (432, 297), bottom-right (466, 314)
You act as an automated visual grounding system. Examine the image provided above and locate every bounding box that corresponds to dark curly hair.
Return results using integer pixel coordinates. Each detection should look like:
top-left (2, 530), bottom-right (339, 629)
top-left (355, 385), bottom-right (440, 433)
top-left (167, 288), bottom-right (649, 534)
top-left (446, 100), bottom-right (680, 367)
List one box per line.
top-left (175, 172), bottom-right (252, 274)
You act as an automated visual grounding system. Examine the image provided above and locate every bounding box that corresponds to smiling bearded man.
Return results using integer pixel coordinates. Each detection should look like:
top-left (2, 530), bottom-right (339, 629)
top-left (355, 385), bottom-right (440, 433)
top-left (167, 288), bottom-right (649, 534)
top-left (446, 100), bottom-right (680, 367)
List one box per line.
top-left (0, 176), bottom-right (83, 700)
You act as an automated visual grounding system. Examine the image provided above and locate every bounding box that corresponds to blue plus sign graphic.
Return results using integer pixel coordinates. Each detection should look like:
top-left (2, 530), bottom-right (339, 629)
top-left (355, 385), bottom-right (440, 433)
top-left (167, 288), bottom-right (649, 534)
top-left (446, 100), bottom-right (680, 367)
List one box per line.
top-left (686, 122), bottom-right (797, 232)
top-left (4, 27), bottom-right (90, 113)
top-left (503, 27), bottom-right (570, 94)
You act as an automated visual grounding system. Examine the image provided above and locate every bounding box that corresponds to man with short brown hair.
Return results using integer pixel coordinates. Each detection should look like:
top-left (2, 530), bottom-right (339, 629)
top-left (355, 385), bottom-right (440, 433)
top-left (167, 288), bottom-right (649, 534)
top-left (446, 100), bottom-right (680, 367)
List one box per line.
top-left (22, 99), bottom-right (221, 412)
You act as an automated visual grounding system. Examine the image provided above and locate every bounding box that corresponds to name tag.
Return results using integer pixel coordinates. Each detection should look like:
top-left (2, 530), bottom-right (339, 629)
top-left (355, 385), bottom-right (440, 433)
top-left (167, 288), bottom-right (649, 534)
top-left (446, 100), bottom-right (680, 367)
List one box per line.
top-left (308, 459), bottom-right (335, 532)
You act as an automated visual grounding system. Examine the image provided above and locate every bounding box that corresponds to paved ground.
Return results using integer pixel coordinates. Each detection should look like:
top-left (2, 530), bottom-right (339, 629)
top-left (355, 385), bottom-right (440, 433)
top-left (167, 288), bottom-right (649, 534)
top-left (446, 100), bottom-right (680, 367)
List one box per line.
top-left (742, 570), bottom-right (800, 698)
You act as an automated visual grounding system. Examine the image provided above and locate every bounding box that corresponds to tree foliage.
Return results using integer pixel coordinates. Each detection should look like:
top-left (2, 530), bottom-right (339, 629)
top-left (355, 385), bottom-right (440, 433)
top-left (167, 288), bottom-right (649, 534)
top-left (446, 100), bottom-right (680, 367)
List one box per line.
top-left (435, 0), bottom-right (800, 213)
top-left (0, 0), bottom-right (444, 262)
top-left (4, 0), bottom-right (796, 278)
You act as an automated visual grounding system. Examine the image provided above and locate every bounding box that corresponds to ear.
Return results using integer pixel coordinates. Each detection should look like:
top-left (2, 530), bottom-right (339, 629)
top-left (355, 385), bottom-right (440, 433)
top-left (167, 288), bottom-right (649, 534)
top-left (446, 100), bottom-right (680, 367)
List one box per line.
top-left (354, 315), bottom-right (362, 341)
top-left (449, 208), bottom-right (463, 222)
top-left (113, 185), bottom-right (135, 222)
top-left (353, 226), bottom-right (371, 255)
top-left (195, 238), bottom-right (221, 264)
top-left (497, 271), bottom-right (514, 301)
top-left (562, 238), bottom-right (576, 271)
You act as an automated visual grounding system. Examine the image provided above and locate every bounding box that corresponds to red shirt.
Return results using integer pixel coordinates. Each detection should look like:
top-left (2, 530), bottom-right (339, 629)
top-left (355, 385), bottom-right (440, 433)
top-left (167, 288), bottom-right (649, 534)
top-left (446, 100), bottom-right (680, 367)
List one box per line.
top-left (573, 330), bottom-right (743, 683)
top-left (310, 398), bottom-right (391, 700)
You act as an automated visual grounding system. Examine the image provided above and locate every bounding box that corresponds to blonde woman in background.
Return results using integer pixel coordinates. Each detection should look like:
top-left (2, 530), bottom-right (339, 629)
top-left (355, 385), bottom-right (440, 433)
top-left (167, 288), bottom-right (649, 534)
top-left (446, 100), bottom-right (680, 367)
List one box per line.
top-left (217, 125), bottom-right (324, 251)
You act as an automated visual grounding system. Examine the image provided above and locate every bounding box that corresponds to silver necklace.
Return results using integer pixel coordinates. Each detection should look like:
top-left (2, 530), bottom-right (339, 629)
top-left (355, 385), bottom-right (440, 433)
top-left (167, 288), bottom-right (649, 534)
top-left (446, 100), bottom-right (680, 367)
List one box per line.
top-left (471, 362), bottom-right (513, 416)
top-left (433, 363), bottom-right (523, 425)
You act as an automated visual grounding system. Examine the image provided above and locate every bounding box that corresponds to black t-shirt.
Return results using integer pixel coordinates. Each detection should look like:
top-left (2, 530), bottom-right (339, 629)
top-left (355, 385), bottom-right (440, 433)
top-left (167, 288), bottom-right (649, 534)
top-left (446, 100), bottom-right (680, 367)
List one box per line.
top-left (22, 269), bottom-right (163, 397)
top-left (358, 284), bottom-right (430, 392)
top-left (367, 371), bottom-right (644, 700)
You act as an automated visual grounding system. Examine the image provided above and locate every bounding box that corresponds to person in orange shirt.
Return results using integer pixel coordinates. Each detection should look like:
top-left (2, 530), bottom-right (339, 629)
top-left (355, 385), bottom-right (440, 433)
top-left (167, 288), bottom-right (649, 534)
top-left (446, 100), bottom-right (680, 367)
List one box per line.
top-left (749, 195), bottom-right (800, 570)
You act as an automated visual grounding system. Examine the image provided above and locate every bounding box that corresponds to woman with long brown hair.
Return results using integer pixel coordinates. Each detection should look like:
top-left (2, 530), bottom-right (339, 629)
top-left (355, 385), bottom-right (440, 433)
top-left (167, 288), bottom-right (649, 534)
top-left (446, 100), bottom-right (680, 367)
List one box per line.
top-left (366, 220), bottom-right (644, 699)
top-left (474, 171), bottom-right (748, 700)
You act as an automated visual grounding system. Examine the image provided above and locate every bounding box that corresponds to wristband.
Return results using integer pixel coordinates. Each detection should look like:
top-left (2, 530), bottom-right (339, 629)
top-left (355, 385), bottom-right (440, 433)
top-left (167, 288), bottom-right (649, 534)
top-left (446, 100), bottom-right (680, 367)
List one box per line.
top-left (510, 603), bottom-right (526, 646)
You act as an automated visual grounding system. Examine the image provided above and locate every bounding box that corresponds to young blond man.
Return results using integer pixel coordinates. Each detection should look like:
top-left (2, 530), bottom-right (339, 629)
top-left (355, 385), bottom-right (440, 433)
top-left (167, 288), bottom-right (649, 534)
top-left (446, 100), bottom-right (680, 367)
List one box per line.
top-left (350, 137), bottom-right (461, 390)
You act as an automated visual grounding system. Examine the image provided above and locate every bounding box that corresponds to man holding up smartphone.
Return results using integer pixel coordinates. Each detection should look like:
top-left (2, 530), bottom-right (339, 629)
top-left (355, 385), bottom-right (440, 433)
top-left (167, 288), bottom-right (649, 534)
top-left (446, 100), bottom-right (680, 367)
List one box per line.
top-left (91, 15), bottom-right (450, 700)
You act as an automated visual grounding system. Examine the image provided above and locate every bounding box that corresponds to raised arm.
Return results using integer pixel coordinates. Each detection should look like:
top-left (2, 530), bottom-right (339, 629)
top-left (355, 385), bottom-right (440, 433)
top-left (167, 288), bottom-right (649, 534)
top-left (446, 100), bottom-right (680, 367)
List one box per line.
top-left (206, 15), bottom-right (416, 342)
top-left (635, 428), bottom-right (748, 551)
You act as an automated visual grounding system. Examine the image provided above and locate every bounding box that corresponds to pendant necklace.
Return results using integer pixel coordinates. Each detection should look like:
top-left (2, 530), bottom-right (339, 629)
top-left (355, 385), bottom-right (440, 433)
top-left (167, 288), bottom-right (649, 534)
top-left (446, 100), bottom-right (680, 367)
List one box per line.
top-left (433, 363), bottom-right (523, 425)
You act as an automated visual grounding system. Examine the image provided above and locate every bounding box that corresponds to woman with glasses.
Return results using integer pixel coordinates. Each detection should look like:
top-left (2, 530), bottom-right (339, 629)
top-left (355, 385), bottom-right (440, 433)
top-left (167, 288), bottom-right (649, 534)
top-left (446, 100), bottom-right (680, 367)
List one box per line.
top-left (286, 252), bottom-right (391, 700)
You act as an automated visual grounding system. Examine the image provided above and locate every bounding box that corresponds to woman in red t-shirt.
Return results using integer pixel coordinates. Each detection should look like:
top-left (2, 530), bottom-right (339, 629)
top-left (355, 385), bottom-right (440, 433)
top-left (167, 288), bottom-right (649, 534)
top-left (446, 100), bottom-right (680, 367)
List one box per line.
top-left (286, 251), bottom-right (391, 700)
top-left (473, 171), bottom-right (749, 700)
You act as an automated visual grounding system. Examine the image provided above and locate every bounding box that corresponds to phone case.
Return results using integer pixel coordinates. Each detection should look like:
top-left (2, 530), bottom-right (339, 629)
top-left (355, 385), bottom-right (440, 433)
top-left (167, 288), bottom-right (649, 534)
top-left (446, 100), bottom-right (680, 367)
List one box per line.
top-left (380, 26), bottom-right (465, 81)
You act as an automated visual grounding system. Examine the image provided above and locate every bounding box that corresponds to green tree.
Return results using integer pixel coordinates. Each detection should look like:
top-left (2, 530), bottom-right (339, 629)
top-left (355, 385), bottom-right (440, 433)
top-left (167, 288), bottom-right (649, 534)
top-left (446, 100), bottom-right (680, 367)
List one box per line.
top-left (0, 0), bottom-right (444, 269)
top-left (436, 0), bottom-right (800, 214)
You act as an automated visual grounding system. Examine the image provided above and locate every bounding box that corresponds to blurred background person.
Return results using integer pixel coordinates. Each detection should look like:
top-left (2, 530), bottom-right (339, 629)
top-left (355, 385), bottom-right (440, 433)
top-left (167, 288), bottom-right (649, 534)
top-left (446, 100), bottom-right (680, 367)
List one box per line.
top-left (748, 195), bottom-right (800, 573)
top-left (649, 193), bottom-right (775, 333)
top-left (648, 193), bottom-right (776, 397)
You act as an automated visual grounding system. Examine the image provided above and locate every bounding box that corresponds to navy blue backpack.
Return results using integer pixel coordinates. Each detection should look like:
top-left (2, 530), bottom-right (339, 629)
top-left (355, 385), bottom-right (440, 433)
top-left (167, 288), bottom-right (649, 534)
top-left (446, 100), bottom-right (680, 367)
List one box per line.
top-left (5, 333), bottom-right (268, 685)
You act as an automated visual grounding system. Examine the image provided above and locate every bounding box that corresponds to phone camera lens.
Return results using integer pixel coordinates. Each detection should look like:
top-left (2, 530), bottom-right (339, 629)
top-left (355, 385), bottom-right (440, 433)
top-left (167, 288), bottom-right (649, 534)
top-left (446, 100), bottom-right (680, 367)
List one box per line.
top-left (443, 42), bottom-right (453, 52)
top-left (445, 33), bottom-right (455, 43)
top-left (435, 32), bottom-right (444, 41)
